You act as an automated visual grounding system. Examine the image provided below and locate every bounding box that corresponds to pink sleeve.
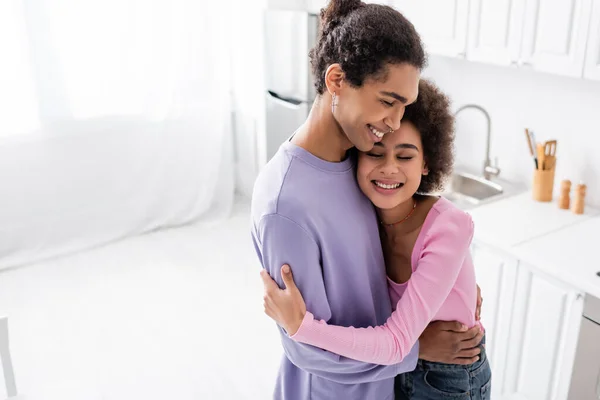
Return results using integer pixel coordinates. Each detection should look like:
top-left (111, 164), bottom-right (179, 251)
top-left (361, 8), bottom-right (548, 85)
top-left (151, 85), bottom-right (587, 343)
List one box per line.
top-left (290, 209), bottom-right (474, 365)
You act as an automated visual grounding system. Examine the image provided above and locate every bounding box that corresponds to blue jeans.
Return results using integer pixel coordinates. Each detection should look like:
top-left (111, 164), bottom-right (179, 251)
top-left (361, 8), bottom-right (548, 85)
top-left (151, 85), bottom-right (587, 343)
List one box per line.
top-left (395, 338), bottom-right (491, 399)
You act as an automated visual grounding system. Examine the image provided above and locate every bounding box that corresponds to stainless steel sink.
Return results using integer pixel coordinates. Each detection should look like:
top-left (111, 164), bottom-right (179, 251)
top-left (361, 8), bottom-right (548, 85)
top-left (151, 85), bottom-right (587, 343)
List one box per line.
top-left (442, 172), bottom-right (507, 209)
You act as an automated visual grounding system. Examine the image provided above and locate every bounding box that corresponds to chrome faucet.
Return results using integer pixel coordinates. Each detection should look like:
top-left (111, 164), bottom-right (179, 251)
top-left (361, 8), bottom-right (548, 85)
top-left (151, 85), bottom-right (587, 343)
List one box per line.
top-left (454, 104), bottom-right (500, 181)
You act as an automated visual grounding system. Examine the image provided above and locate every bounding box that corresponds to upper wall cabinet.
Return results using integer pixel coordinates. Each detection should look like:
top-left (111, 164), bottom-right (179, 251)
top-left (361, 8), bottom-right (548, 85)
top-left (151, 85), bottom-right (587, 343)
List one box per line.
top-left (393, 0), bottom-right (598, 80)
top-left (466, 0), bottom-right (526, 66)
top-left (393, 0), bottom-right (469, 58)
top-left (584, 0), bottom-right (600, 80)
top-left (520, 0), bottom-right (592, 78)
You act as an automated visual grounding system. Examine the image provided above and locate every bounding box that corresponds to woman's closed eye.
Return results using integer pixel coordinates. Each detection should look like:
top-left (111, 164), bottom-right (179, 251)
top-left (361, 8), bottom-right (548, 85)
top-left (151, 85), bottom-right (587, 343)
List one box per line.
top-left (366, 153), bottom-right (414, 160)
top-left (380, 100), bottom-right (394, 107)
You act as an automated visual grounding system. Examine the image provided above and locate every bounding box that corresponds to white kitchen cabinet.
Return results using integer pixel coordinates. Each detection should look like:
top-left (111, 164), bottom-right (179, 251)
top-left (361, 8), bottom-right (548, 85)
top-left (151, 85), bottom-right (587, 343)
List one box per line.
top-left (584, 0), bottom-right (600, 80)
top-left (466, 0), bottom-right (526, 66)
top-left (502, 265), bottom-right (584, 400)
top-left (392, 0), bottom-right (600, 80)
top-left (392, 0), bottom-right (469, 58)
top-left (471, 241), bottom-right (519, 400)
top-left (520, 0), bottom-right (593, 78)
top-left (306, 0), bottom-right (396, 14)
top-left (306, 0), bottom-right (326, 12)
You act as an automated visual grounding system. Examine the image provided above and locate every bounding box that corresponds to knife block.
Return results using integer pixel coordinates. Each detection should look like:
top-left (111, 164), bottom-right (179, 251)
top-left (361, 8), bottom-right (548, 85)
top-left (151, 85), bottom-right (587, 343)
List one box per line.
top-left (532, 167), bottom-right (556, 202)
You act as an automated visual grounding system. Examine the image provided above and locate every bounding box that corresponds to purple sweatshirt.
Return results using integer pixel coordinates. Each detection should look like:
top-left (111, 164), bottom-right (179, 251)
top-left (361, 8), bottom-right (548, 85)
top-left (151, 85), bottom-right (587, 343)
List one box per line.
top-left (251, 141), bottom-right (418, 400)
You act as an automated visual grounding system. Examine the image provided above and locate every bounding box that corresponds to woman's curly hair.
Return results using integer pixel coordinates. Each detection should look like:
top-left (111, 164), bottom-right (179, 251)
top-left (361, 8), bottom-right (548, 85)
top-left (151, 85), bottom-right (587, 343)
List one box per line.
top-left (403, 79), bottom-right (455, 194)
top-left (310, 0), bottom-right (427, 95)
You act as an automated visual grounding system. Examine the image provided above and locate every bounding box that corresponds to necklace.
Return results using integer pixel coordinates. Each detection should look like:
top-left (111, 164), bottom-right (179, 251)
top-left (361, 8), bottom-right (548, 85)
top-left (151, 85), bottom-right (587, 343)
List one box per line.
top-left (380, 199), bottom-right (417, 228)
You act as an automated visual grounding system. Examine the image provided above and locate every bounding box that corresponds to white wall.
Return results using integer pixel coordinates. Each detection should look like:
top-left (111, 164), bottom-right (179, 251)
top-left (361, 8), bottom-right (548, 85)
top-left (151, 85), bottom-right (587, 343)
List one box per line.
top-left (423, 55), bottom-right (600, 206)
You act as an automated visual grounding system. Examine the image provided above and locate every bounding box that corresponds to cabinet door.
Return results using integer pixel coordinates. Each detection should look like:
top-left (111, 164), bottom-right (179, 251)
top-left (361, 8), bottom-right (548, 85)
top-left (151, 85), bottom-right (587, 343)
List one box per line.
top-left (503, 265), bottom-right (584, 400)
top-left (584, 0), bottom-right (600, 80)
top-left (466, 0), bottom-right (526, 66)
top-left (307, 0), bottom-right (393, 8)
top-left (393, 0), bottom-right (469, 58)
top-left (520, 0), bottom-right (592, 77)
top-left (471, 241), bottom-right (518, 399)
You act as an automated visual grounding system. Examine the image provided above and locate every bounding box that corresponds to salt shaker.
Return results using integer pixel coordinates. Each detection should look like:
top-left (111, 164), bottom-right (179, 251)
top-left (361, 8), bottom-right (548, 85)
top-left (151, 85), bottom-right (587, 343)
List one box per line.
top-left (571, 183), bottom-right (586, 215)
top-left (558, 179), bottom-right (571, 210)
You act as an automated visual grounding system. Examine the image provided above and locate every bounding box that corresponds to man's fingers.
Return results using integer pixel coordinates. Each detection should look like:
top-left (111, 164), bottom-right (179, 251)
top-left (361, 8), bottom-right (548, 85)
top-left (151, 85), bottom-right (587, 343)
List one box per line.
top-left (475, 285), bottom-right (483, 321)
top-left (435, 320), bottom-right (468, 332)
top-left (280, 264), bottom-right (298, 291)
top-left (455, 347), bottom-right (481, 359)
top-left (456, 325), bottom-right (481, 342)
top-left (460, 329), bottom-right (485, 350)
top-left (452, 356), bottom-right (480, 365)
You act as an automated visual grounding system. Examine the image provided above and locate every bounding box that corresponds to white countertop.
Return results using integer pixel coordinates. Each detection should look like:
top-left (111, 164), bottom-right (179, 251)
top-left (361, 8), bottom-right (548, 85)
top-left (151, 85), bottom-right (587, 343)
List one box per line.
top-left (469, 192), bottom-right (599, 249)
top-left (470, 192), bottom-right (600, 298)
top-left (512, 217), bottom-right (600, 299)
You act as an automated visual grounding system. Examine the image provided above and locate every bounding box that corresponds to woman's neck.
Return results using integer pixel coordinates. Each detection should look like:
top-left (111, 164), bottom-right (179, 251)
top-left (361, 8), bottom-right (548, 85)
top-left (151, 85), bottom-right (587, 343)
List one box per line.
top-left (377, 197), bottom-right (419, 233)
top-left (379, 195), bottom-right (441, 236)
top-left (291, 97), bottom-right (353, 162)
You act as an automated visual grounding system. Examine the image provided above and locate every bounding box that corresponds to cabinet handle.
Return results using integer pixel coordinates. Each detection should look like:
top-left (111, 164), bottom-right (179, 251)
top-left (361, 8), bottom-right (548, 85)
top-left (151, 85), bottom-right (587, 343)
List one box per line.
top-left (510, 61), bottom-right (518, 66)
top-left (457, 52), bottom-right (466, 58)
top-left (522, 61), bottom-right (533, 67)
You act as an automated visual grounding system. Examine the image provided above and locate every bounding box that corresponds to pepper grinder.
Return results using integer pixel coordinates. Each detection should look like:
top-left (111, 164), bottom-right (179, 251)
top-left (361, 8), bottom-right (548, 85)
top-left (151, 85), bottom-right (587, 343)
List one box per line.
top-left (558, 179), bottom-right (571, 209)
top-left (571, 183), bottom-right (586, 215)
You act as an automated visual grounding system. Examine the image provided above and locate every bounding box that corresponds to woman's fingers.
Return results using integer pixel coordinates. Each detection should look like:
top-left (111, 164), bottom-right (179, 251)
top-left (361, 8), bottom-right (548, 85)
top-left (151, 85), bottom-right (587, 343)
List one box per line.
top-left (260, 269), bottom-right (280, 292)
top-left (262, 291), bottom-right (279, 319)
top-left (263, 301), bottom-right (276, 318)
top-left (281, 265), bottom-right (298, 292)
top-left (260, 265), bottom-right (306, 335)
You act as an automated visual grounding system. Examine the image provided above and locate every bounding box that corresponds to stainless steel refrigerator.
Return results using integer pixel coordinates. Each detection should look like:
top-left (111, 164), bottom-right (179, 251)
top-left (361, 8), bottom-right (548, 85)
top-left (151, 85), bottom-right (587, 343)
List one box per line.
top-left (264, 10), bottom-right (320, 161)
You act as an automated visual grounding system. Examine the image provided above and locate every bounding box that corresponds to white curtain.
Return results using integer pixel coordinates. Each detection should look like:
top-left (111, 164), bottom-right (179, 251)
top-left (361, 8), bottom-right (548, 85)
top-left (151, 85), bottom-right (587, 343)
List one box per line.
top-left (0, 0), bottom-right (234, 269)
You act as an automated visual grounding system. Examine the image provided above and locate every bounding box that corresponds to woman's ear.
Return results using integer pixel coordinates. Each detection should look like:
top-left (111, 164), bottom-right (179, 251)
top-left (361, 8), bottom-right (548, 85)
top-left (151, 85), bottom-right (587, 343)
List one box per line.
top-left (422, 162), bottom-right (429, 176)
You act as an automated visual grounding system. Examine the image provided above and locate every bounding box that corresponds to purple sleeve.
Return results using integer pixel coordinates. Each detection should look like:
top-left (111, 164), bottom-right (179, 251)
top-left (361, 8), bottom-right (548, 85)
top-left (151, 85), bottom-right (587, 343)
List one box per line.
top-left (253, 213), bottom-right (417, 384)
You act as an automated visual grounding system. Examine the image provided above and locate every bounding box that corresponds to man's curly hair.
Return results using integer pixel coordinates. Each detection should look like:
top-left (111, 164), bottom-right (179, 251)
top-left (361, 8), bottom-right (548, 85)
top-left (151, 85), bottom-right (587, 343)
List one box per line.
top-left (403, 79), bottom-right (455, 194)
top-left (310, 0), bottom-right (427, 95)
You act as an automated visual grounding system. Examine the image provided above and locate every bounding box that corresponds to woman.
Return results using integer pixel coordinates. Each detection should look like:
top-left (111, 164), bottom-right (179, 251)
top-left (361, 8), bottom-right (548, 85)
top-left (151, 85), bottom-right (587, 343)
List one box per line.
top-left (260, 79), bottom-right (492, 399)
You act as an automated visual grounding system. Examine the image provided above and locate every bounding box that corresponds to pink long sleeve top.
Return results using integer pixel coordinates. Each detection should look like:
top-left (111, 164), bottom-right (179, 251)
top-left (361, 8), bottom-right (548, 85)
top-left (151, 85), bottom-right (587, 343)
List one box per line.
top-left (290, 197), bottom-right (480, 365)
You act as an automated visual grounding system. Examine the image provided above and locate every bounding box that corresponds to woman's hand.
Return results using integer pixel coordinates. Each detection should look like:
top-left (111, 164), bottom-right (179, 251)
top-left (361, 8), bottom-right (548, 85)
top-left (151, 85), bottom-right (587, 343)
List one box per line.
top-left (260, 265), bottom-right (307, 336)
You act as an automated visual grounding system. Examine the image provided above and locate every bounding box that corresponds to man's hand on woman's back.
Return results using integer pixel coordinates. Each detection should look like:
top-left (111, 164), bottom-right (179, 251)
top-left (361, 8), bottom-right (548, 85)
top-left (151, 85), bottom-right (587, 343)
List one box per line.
top-left (418, 321), bottom-right (484, 364)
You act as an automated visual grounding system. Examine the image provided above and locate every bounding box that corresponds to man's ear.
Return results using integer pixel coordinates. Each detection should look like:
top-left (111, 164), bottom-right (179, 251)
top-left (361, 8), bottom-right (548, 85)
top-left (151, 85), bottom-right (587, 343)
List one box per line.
top-left (324, 63), bottom-right (345, 95)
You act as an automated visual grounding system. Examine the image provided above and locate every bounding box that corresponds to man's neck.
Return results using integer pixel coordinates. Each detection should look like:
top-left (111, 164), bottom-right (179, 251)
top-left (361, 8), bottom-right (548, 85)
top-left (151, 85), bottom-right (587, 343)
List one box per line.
top-left (291, 98), bottom-right (352, 162)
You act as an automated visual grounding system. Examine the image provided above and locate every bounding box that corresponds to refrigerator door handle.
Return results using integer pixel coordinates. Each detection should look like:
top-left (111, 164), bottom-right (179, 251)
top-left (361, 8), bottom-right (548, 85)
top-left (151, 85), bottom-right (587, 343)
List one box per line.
top-left (267, 91), bottom-right (304, 108)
